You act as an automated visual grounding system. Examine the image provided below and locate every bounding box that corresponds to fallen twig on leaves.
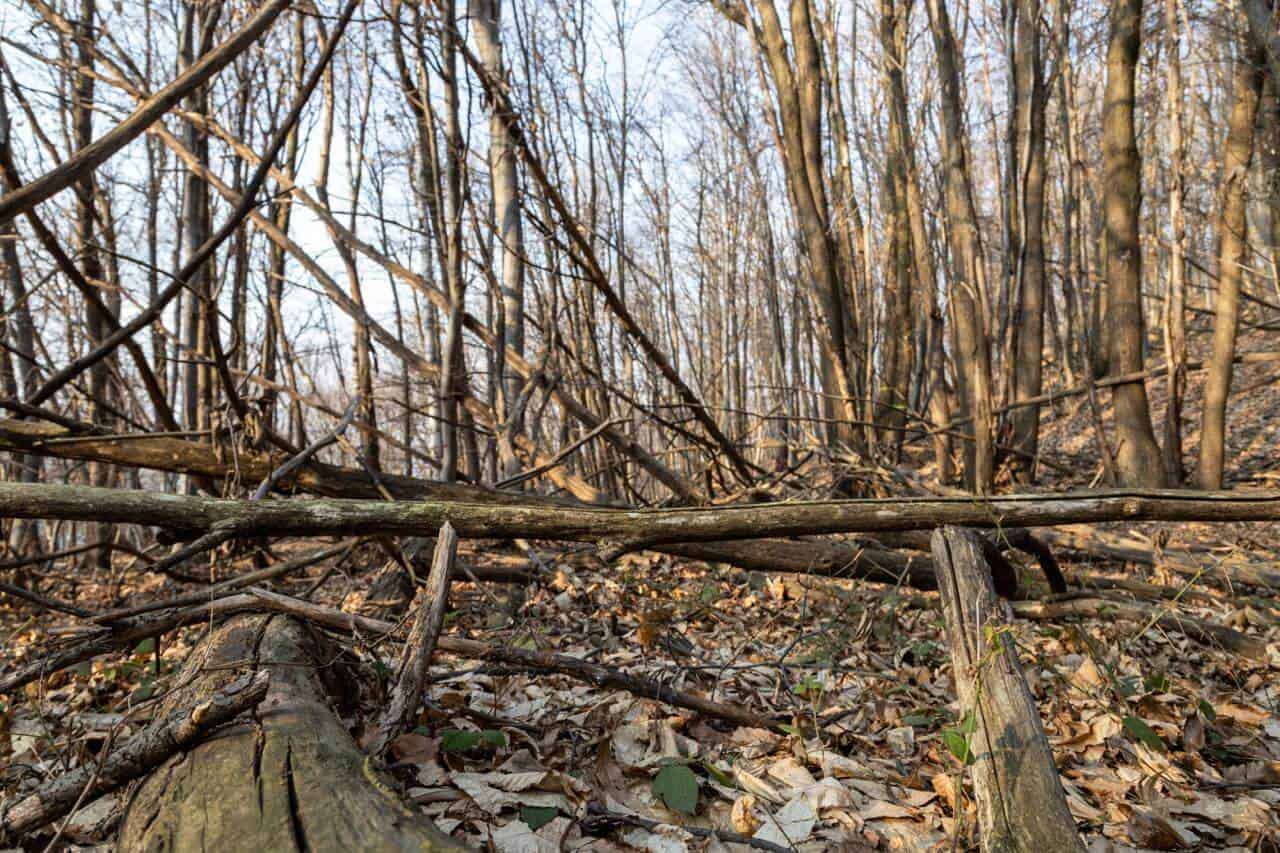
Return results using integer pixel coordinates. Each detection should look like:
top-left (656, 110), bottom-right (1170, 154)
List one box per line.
top-left (0, 670), bottom-right (269, 841)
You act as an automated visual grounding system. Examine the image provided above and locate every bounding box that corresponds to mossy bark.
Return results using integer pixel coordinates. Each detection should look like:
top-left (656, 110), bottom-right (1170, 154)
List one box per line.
top-left (118, 615), bottom-right (467, 851)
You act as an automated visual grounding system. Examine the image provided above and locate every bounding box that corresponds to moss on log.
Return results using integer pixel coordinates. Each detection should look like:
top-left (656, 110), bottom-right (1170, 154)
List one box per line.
top-left (117, 615), bottom-right (468, 851)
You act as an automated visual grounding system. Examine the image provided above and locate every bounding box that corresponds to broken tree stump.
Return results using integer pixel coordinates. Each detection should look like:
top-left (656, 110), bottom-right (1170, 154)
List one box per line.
top-left (931, 526), bottom-right (1084, 853)
top-left (116, 615), bottom-right (467, 851)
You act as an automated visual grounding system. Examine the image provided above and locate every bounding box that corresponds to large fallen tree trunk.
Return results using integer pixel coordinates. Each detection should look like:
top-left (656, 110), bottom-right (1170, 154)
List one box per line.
top-left (0, 417), bottom-right (929, 586)
top-left (116, 614), bottom-right (467, 851)
top-left (4, 481), bottom-right (1280, 544)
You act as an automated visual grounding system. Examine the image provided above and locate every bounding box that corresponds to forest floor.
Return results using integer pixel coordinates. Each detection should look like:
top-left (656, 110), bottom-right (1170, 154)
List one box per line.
top-left (1, 340), bottom-right (1278, 851)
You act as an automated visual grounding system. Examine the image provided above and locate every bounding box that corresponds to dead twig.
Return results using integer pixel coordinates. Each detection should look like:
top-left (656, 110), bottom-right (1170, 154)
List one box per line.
top-left (0, 670), bottom-right (269, 841)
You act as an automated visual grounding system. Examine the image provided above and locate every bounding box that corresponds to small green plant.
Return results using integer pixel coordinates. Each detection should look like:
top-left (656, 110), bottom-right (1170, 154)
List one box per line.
top-left (440, 728), bottom-right (506, 752)
top-left (941, 709), bottom-right (977, 766)
top-left (652, 763), bottom-right (699, 814)
top-left (520, 805), bottom-right (558, 830)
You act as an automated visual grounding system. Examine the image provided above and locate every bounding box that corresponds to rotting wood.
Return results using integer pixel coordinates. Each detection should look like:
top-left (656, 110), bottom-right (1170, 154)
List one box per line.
top-left (931, 526), bottom-right (1085, 853)
top-left (116, 615), bottom-right (468, 852)
top-left (0, 670), bottom-right (269, 842)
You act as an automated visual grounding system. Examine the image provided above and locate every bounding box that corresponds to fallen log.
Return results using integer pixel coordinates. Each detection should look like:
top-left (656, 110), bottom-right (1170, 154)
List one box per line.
top-left (0, 418), bottom-right (537, 504)
top-left (931, 527), bottom-right (1085, 853)
top-left (1041, 526), bottom-right (1280, 588)
top-left (0, 670), bottom-right (269, 842)
top-left (5, 482), bottom-right (1280, 544)
top-left (1009, 596), bottom-right (1271, 661)
top-left (116, 615), bottom-right (467, 851)
top-left (0, 419), bottom-right (1077, 594)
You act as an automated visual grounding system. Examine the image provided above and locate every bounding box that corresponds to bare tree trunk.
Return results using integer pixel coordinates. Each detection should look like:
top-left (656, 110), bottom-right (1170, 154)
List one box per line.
top-left (877, 0), bottom-right (915, 452)
top-left (471, 0), bottom-right (525, 481)
top-left (1102, 0), bottom-right (1166, 487)
top-left (1008, 0), bottom-right (1048, 483)
top-left (722, 0), bottom-right (860, 450)
top-left (1161, 0), bottom-right (1189, 485)
top-left (926, 0), bottom-right (995, 492)
top-left (1198, 40), bottom-right (1264, 489)
top-left (70, 0), bottom-right (116, 564)
top-left (179, 0), bottom-right (218, 446)
top-left (0, 88), bottom-right (39, 556)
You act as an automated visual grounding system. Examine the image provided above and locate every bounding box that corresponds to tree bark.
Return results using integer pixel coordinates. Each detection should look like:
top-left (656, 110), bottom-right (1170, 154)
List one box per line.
top-left (1102, 0), bottom-right (1166, 486)
top-left (0, 671), bottom-right (270, 842)
top-left (931, 527), bottom-right (1084, 853)
top-left (1197, 40), bottom-right (1265, 489)
top-left (1008, 0), bottom-right (1049, 484)
top-left (926, 0), bottom-right (996, 492)
top-left (4, 481), bottom-right (1280, 546)
top-left (471, 0), bottom-right (526, 481)
top-left (1161, 0), bottom-right (1189, 484)
top-left (117, 616), bottom-right (467, 851)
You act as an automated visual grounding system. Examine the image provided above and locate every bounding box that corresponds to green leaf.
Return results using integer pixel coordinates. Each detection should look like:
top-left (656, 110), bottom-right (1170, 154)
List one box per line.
top-left (701, 758), bottom-right (734, 787)
top-left (1197, 699), bottom-right (1217, 722)
top-left (1122, 716), bottom-right (1166, 752)
top-left (651, 764), bottom-right (699, 814)
top-left (71, 661), bottom-right (93, 678)
top-left (133, 637), bottom-right (156, 656)
top-left (1143, 673), bottom-right (1171, 694)
top-left (481, 729), bottom-right (507, 747)
top-left (440, 729), bottom-right (483, 752)
top-left (941, 729), bottom-right (974, 765)
top-left (901, 713), bottom-right (935, 728)
top-left (959, 709), bottom-right (977, 735)
top-left (520, 805), bottom-right (558, 831)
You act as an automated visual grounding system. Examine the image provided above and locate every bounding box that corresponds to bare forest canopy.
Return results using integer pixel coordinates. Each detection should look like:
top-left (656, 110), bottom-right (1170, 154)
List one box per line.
top-left (0, 0), bottom-right (1279, 848)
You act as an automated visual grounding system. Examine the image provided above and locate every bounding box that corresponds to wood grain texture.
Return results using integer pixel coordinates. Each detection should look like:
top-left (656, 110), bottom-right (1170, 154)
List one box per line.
top-left (931, 526), bottom-right (1084, 853)
top-left (116, 615), bottom-right (468, 852)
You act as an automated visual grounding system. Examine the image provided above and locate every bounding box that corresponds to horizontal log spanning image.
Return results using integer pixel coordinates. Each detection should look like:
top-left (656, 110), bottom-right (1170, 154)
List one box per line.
top-left (3, 482), bottom-right (1280, 542)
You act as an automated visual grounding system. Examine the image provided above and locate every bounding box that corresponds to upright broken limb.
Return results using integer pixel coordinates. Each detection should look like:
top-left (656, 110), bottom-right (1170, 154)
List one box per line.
top-left (368, 522), bottom-right (458, 756)
top-left (931, 527), bottom-right (1083, 852)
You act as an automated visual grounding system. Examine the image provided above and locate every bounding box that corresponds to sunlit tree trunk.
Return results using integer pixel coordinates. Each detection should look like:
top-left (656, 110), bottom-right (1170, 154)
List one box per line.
top-left (1161, 0), bottom-right (1188, 485)
top-left (1197, 40), bottom-right (1264, 489)
top-left (1008, 0), bottom-right (1048, 483)
top-left (1102, 0), bottom-right (1166, 486)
